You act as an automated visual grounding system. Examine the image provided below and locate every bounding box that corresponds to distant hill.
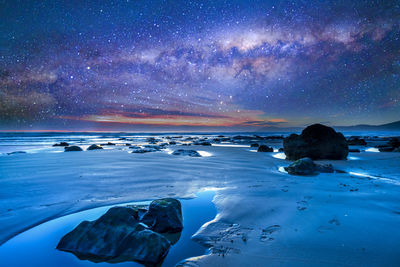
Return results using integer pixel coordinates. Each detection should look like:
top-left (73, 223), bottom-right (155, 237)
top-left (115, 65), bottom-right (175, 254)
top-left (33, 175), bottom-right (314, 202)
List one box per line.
top-left (336, 120), bottom-right (400, 131)
top-left (257, 120), bottom-right (400, 133)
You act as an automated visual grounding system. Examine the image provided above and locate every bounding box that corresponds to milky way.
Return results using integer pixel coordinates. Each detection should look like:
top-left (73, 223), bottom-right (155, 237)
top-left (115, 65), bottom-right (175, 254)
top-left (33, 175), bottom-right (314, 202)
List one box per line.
top-left (1, 0), bottom-right (400, 131)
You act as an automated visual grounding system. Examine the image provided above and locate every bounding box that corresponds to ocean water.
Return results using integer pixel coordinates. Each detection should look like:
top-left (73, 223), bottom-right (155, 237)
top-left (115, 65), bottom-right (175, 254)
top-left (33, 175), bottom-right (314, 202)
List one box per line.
top-left (0, 190), bottom-right (217, 267)
top-left (1, 131), bottom-right (398, 154)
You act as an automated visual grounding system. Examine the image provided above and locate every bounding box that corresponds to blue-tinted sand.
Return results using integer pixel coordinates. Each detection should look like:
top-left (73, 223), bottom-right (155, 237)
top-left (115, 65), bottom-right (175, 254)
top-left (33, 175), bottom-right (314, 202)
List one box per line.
top-left (0, 190), bottom-right (217, 267)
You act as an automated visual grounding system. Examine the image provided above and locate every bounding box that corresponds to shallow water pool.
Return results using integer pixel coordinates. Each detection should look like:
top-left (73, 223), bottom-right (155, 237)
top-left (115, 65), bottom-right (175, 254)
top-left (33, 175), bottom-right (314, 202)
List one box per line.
top-left (0, 191), bottom-right (217, 267)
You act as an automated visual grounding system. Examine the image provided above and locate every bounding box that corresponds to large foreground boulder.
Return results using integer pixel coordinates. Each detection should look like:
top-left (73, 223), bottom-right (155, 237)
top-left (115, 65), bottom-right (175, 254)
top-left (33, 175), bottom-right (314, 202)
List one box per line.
top-left (142, 198), bottom-right (183, 233)
top-left (57, 198), bottom-right (183, 265)
top-left (57, 206), bottom-right (170, 264)
top-left (283, 124), bottom-right (348, 160)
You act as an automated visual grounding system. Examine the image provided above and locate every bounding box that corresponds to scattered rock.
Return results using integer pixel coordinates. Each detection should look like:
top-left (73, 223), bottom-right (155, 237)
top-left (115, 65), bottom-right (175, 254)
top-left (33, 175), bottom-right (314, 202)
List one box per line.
top-left (172, 149), bottom-right (201, 157)
top-left (101, 142), bottom-right (116, 146)
top-left (347, 137), bottom-right (367, 146)
top-left (64, 146), bottom-right (83, 152)
top-left (379, 147), bottom-right (394, 152)
top-left (193, 141), bottom-right (212, 146)
top-left (131, 148), bottom-right (159, 153)
top-left (284, 158), bottom-right (316, 175)
top-left (87, 144), bottom-right (103, 150)
top-left (7, 151), bottom-right (26, 155)
top-left (315, 163), bottom-right (334, 173)
top-left (349, 149), bottom-right (360, 153)
top-left (257, 145), bottom-right (273, 152)
top-left (283, 124), bottom-right (348, 160)
top-left (388, 137), bottom-right (400, 148)
top-left (250, 143), bottom-right (259, 147)
top-left (53, 142), bottom-right (69, 147)
top-left (169, 141), bottom-right (177, 145)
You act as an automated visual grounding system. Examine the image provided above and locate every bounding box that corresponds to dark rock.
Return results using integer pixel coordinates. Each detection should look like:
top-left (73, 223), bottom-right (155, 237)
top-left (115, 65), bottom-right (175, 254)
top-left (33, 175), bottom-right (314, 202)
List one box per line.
top-left (193, 141), bottom-right (212, 146)
top-left (379, 147), bottom-right (394, 152)
top-left (131, 148), bottom-right (159, 153)
top-left (347, 137), bottom-right (367, 146)
top-left (388, 137), bottom-right (400, 148)
top-left (101, 142), bottom-right (116, 146)
top-left (393, 147), bottom-right (400, 152)
top-left (7, 151), bottom-right (27, 155)
top-left (278, 148), bottom-right (284, 152)
top-left (284, 158), bottom-right (316, 175)
top-left (142, 198), bottom-right (183, 233)
top-left (315, 163), bottom-right (334, 173)
top-left (349, 149), bottom-right (360, 153)
top-left (172, 149), bottom-right (201, 157)
top-left (250, 143), bottom-right (259, 147)
top-left (169, 141), bottom-right (177, 145)
top-left (257, 145), bottom-right (273, 152)
top-left (64, 146), bottom-right (83, 152)
top-left (57, 206), bottom-right (170, 265)
top-left (87, 144), bottom-right (103, 150)
top-left (53, 142), bottom-right (69, 147)
top-left (283, 124), bottom-right (348, 160)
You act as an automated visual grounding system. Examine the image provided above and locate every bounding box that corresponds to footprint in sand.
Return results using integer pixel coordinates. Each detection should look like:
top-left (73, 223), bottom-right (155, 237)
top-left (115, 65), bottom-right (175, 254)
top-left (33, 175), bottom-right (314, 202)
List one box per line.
top-left (297, 200), bottom-right (308, 211)
top-left (260, 225), bottom-right (281, 242)
top-left (318, 217), bottom-right (341, 233)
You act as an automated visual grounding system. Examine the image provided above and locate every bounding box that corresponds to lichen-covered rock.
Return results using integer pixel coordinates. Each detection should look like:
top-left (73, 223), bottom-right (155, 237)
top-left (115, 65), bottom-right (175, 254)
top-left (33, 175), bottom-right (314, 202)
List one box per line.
top-left (172, 149), bottom-right (201, 157)
top-left (284, 157), bottom-right (316, 175)
top-left (283, 124), bottom-right (348, 160)
top-left (87, 144), bottom-right (103, 150)
top-left (142, 198), bottom-right (183, 233)
top-left (64, 146), bottom-right (83, 152)
top-left (257, 145), bottom-right (273, 152)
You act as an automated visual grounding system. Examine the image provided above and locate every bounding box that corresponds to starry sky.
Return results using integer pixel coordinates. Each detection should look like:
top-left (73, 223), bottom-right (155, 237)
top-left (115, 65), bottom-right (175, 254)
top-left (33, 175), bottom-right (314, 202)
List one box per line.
top-left (1, 0), bottom-right (400, 131)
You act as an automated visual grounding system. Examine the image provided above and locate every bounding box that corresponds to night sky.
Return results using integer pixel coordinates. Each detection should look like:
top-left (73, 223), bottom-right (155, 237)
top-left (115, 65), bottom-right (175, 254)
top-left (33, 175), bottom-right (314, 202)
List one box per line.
top-left (1, 0), bottom-right (400, 131)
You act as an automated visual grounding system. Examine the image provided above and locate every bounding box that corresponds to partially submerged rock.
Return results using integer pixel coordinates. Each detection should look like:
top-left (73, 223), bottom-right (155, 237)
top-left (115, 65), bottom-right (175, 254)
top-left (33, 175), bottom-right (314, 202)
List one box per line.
top-left (131, 147), bottom-right (159, 153)
top-left (57, 198), bottom-right (183, 265)
top-left (257, 145), bottom-right (273, 152)
top-left (172, 149), bottom-right (201, 157)
top-left (284, 158), bottom-right (316, 175)
top-left (284, 158), bottom-right (335, 175)
top-left (64, 146), bottom-right (83, 152)
top-left (53, 142), bottom-right (69, 147)
top-left (142, 198), bottom-right (183, 233)
top-left (347, 137), bottom-right (367, 146)
top-left (193, 141), bottom-right (212, 146)
top-left (7, 151), bottom-right (27, 155)
top-left (87, 144), bottom-right (103, 150)
top-left (250, 143), bottom-right (259, 147)
top-left (283, 124), bottom-right (348, 160)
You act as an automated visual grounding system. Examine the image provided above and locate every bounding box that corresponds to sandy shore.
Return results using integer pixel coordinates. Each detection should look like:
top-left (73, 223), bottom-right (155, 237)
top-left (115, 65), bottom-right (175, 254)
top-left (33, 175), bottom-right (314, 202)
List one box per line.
top-left (1, 144), bottom-right (400, 266)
